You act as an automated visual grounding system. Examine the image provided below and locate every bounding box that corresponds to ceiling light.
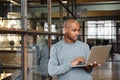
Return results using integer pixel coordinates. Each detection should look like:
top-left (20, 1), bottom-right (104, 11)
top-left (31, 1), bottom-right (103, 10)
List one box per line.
top-left (7, 0), bottom-right (20, 5)
top-left (62, 0), bottom-right (67, 4)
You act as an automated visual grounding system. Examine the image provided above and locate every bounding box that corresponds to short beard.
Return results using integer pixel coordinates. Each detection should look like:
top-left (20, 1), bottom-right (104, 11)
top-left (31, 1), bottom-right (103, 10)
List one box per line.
top-left (65, 34), bottom-right (76, 43)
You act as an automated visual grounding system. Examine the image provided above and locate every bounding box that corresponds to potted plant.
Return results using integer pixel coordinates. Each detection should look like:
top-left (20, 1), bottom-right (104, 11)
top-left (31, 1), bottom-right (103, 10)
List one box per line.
top-left (9, 40), bottom-right (15, 50)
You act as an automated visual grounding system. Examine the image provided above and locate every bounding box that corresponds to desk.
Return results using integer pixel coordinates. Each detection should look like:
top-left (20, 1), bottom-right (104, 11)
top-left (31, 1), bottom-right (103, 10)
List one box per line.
top-left (0, 73), bottom-right (12, 80)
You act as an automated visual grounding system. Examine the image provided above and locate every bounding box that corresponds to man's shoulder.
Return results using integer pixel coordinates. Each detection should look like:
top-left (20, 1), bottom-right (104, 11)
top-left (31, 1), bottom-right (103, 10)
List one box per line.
top-left (76, 40), bottom-right (89, 47)
top-left (52, 40), bottom-right (63, 47)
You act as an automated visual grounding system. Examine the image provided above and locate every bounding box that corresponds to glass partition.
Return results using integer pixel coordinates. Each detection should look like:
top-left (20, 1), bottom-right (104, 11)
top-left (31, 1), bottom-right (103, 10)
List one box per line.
top-left (0, 0), bottom-right (120, 80)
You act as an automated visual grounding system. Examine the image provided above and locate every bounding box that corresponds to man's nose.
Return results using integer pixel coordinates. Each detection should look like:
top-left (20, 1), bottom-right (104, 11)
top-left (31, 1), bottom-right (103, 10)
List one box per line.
top-left (76, 31), bottom-right (79, 35)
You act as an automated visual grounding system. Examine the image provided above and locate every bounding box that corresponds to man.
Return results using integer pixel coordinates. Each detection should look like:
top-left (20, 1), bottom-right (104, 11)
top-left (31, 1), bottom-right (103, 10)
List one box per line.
top-left (36, 36), bottom-right (49, 80)
top-left (48, 19), bottom-right (98, 80)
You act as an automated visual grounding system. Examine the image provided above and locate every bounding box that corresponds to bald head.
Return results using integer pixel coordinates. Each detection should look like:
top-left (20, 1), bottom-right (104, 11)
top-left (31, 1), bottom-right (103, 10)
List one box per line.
top-left (63, 19), bottom-right (80, 43)
top-left (64, 19), bottom-right (80, 28)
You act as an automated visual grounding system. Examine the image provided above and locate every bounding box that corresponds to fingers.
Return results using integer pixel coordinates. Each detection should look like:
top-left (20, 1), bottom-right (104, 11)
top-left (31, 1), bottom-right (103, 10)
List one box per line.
top-left (71, 57), bottom-right (86, 67)
top-left (94, 61), bottom-right (101, 67)
top-left (89, 61), bottom-right (101, 67)
top-left (71, 58), bottom-right (80, 67)
top-left (75, 57), bottom-right (86, 62)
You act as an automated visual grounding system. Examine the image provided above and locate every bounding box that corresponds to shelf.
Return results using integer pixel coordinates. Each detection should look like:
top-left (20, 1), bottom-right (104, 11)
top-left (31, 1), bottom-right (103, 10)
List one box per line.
top-left (0, 27), bottom-right (25, 34)
top-left (0, 27), bottom-right (63, 35)
top-left (0, 50), bottom-right (17, 53)
top-left (0, 49), bottom-right (36, 53)
top-left (2, 64), bottom-right (21, 69)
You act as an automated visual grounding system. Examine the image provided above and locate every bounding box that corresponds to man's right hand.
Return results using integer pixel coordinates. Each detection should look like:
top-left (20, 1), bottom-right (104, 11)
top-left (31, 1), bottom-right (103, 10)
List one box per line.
top-left (71, 57), bottom-right (85, 67)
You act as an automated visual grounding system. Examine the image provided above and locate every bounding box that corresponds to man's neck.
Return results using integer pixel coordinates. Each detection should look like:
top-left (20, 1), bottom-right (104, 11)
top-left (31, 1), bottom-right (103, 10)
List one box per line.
top-left (63, 38), bottom-right (76, 44)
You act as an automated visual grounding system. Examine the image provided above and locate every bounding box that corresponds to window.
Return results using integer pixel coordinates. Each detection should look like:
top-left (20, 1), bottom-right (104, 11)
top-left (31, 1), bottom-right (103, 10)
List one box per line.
top-left (87, 20), bottom-right (115, 39)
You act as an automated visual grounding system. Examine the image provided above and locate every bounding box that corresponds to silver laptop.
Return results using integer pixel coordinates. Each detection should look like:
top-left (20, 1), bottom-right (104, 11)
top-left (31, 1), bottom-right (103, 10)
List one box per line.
top-left (74, 45), bottom-right (112, 67)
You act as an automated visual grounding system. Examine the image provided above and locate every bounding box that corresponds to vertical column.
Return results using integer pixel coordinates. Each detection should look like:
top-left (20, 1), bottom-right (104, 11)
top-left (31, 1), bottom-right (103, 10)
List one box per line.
top-left (60, 2), bottom-right (63, 40)
top-left (21, 0), bottom-right (28, 80)
top-left (72, 0), bottom-right (77, 16)
top-left (47, 1), bottom-right (52, 80)
top-left (47, 0), bottom-right (52, 52)
top-left (67, 0), bottom-right (70, 17)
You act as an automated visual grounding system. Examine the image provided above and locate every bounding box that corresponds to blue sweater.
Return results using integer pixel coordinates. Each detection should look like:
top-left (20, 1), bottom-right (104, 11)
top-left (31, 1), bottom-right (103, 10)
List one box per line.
top-left (48, 40), bottom-right (92, 80)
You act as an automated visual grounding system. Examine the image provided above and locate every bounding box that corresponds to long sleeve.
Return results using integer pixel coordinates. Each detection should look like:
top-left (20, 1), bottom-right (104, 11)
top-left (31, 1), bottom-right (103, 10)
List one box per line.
top-left (48, 40), bottom-right (93, 80)
top-left (48, 45), bottom-right (71, 76)
top-left (36, 41), bottom-right (49, 76)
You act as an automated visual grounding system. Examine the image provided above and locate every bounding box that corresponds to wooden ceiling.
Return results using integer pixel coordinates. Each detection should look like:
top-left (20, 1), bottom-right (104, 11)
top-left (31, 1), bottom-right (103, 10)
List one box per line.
top-left (0, 0), bottom-right (120, 4)
top-left (0, 0), bottom-right (120, 18)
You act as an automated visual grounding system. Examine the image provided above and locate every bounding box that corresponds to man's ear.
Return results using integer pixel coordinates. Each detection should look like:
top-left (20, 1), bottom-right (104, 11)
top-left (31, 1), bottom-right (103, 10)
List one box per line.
top-left (63, 27), bottom-right (67, 33)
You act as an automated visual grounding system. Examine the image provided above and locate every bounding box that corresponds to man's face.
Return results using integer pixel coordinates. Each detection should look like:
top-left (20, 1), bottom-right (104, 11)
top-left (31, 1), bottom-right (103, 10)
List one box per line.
top-left (64, 23), bottom-right (80, 42)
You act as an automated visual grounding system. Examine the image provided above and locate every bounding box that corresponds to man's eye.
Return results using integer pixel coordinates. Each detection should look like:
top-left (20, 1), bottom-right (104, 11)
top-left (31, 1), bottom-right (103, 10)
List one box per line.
top-left (73, 29), bottom-right (76, 32)
top-left (73, 29), bottom-right (80, 32)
